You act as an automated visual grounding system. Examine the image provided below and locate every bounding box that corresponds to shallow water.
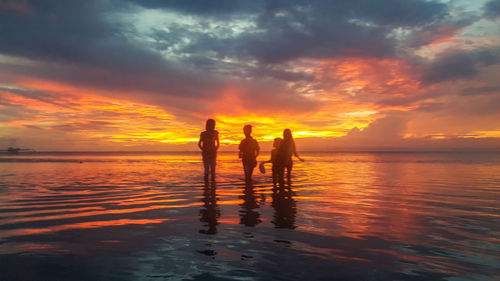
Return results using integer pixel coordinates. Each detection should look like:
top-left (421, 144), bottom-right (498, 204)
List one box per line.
top-left (0, 152), bottom-right (499, 280)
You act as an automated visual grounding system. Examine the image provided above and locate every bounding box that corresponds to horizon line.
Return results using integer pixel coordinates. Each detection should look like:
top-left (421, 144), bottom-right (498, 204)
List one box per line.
top-left (4, 149), bottom-right (500, 154)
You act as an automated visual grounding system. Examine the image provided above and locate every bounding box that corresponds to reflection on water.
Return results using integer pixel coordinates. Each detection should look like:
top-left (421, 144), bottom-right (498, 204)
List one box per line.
top-left (272, 186), bottom-right (297, 229)
top-left (239, 182), bottom-right (262, 227)
top-left (199, 180), bottom-right (220, 235)
top-left (0, 152), bottom-right (499, 280)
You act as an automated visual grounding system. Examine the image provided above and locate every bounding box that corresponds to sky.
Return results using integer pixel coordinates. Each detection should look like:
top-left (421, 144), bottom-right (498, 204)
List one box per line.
top-left (0, 0), bottom-right (499, 151)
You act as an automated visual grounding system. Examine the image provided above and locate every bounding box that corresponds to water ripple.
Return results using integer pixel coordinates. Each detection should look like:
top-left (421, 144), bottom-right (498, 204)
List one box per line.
top-left (0, 152), bottom-right (499, 280)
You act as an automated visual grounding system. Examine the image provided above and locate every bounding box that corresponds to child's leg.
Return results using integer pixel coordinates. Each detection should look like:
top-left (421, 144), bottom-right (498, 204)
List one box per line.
top-left (286, 162), bottom-right (293, 185)
top-left (203, 160), bottom-right (210, 180)
top-left (248, 166), bottom-right (254, 181)
top-left (209, 159), bottom-right (216, 181)
top-left (242, 162), bottom-right (249, 181)
top-left (272, 166), bottom-right (278, 187)
top-left (244, 166), bottom-right (252, 182)
top-left (286, 167), bottom-right (291, 184)
top-left (277, 166), bottom-right (285, 188)
top-left (242, 159), bottom-right (254, 182)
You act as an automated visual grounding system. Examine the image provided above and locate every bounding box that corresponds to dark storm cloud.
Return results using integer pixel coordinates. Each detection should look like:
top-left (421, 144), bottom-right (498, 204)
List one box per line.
top-left (406, 14), bottom-right (479, 47)
top-left (128, 0), bottom-right (448, 26)
top-left (421, 48), bottom-right (500, 83)
top-left (0, 0), bottom-right (223, 100)
top-left (0, 0), bottom-right (194, 90)
top-left (1, 1), bottom-right (119, 63)
top-left (146, 0), bottom-right (449, 63)
top-left (484, 0), bottom-right (500, 19)
top-left (0, 0), bottom-right (304, 110)
top-left (0, 0), bottom-right (452, 76)
top-left (126, 0), bottom-right (259, 15)
top-left (237, 15), bottom-right (395, 63)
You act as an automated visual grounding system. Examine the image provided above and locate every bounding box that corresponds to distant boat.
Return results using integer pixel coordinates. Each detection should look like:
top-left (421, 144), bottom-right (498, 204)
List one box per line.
top-left (0, 147), bottom-right (36, 155)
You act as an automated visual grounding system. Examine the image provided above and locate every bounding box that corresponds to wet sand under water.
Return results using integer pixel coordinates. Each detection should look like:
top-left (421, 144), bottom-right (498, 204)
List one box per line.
top-left (0, 152), bottom-right (499, 280)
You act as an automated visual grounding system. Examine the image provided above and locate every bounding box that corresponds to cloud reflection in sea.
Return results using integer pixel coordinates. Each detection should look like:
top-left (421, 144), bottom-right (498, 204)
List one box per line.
top-left (0, 152), bottom-right (499, 280)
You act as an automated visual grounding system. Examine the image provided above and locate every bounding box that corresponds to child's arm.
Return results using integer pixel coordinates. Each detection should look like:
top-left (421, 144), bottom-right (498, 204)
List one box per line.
top-left (198, 133), bottom-right (203, 150)
top-left (238, 141), bottom-right (243, 158)
top-left (292, 142), bottom-right (304, 162)
top-left (255, 141), bottom-right (260, 158)
top-left (294, 153), bottom-right (304, 162)
top-left (261, 151), bottom-right (271, 165)
top-left (263, 149), bottom-right (275, 164)
top-left (215, 132), bottom-right (220, 150)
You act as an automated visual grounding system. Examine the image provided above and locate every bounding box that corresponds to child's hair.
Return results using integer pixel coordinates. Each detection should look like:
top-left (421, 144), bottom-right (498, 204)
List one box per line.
top-left (283, 128), bottom-right (292, 141)
top-left (206, 119), bottom-right (215, 131)
top-left (243, 124), bottom-right (252, 135)
top-left (273, 138), bottom-right (282, 148)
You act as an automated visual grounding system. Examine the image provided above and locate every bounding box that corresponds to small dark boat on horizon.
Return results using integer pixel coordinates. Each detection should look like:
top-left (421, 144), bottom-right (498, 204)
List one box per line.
top-left (0, 147), bottom-right (36, 155)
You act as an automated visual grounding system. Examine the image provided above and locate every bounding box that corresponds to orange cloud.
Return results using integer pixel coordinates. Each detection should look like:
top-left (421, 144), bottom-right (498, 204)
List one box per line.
top-left (1, 79), bottom-right (200, 148)
top-left (2, 54), bottom-right (499, 151)
top-left (0, 67), bottom-right (412, 150)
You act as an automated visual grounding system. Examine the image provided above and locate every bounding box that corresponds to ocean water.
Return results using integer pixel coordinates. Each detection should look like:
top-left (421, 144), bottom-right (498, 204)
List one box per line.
top-left (0, 152), bottom-right (499, 281)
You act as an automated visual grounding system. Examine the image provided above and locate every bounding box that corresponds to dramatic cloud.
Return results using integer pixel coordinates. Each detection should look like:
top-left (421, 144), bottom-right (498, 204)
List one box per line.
top-left (421, 47), bottom-right (500, 83)
top-left (0, 0), bottom-right (499, 150)
top-left (484, 0), bottom-right (500, 19)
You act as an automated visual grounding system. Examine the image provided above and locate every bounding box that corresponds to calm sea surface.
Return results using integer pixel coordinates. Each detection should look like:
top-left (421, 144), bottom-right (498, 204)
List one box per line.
top-left (0, 152), bottom-right (499, 281)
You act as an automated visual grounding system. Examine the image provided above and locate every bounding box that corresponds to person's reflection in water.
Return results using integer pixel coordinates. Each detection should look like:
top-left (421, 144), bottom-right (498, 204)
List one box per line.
top-left (272, 184), bottom-right (297, 229)
top-left (239, 181), bottom-right (262, 227)
top-left (199, 180), bottom-right (220, 235)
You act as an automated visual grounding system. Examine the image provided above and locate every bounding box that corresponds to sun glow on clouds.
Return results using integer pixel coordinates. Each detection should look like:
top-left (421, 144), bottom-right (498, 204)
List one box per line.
top-left (0, 76), bottom-right (379, 149)
top-left (215, 114), bottom-right (345, 144)
top-left (0, 79), bottom-right (200, 147)
top-left (0, 78), bottom-right (358, 148)
top-left (309, 57), bottom-right (422, 101)
top-left (0, 55), bottom-right (424, 149)
top-left (1, 0), bottom-right (499, 151)
top-left (193, 57), bottom-right (424, 144)
top-left (2, 49), bottom-right (498, 151)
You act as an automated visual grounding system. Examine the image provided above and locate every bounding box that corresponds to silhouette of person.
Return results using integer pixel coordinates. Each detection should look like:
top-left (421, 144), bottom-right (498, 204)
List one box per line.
top-left (199, 180), bottom-right (220, 235)
top-left (272, 186), bottom-right (297, 229)
top-left (198, 119), bottom-right (220, 181)
top-left (261, 138), bottom-right (282, 187)
top-left (239, 181), bottom-right (262, 227)
top-left (276, 129), bottom-right (304, 187)
top-left (238, 125), bottom-right (260, 182)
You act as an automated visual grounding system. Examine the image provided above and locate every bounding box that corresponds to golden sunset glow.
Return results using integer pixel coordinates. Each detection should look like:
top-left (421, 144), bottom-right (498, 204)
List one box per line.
top-left (1, 1), bottom-right (499, 152)
top-left (1, 77), bottom-right (386, 148)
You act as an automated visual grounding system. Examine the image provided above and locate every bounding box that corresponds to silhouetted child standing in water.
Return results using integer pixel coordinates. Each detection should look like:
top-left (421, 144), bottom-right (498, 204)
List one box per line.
top-left (239, 125), bottom-right (260, 182)
top-left (198, 119), bottom-right (220, 181)
top-left (261, 137), bottom-right (282, 187)
top-left (277, 129), bottom-right (304, 187)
